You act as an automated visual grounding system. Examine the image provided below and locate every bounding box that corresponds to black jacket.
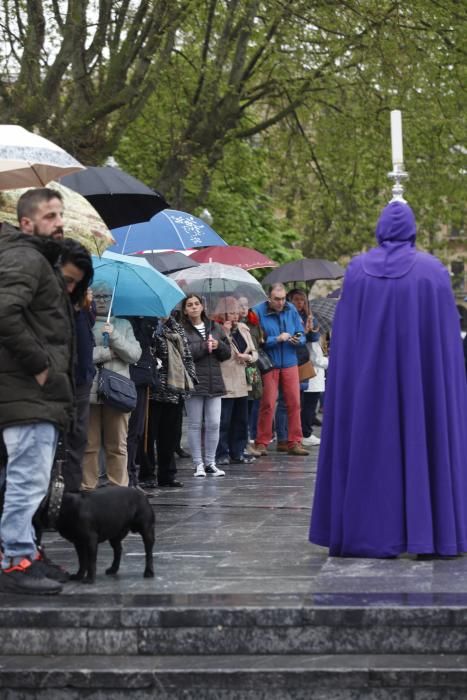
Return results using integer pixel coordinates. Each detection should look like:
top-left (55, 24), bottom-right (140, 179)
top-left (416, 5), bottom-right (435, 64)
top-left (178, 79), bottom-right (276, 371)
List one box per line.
top-left (0, 223), bottom-right (74, 430)
top-left (152, 316), bottom-right (197, 404)
top-left (74, 303), bottom-right (96, 386)
top-left (182, 320), bottom-right (230, 397)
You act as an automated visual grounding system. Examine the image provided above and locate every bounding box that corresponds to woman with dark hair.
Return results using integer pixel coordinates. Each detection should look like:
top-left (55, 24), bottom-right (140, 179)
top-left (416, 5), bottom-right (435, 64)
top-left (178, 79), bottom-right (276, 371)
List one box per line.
top-left (181, 295), bottom-right (231, 478)
top-left (59, 238), bottom-right (95, 492)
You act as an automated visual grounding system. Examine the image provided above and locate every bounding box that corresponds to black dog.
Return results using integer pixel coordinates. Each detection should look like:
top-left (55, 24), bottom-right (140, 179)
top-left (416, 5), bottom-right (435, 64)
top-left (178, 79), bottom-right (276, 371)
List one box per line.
top-left (55, 487), bottom-right (155, 584)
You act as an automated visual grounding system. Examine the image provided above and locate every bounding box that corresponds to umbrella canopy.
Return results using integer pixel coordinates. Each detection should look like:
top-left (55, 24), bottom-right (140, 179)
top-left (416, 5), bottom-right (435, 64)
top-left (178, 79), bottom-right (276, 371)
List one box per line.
top-left (110, 209), bottom-right (227, 254)
top-left (0, 181), bottom-right (115, 255)
top-left (0, 125), bottom-right (83, 189)
top-left (309, 297), bottom-right (338, 334)
top-left (190, 245), bottom-right (277, 270)
top-left (170, 261), bottom-right (266, 316)
top-left (92, 251), bottom-right (185, 318)
top-left (134, 250), bottom-right (200, 275)
top-left (59, 166), bottom-right (168, 229)
top-left (263, 258), bottom-right (345, 285)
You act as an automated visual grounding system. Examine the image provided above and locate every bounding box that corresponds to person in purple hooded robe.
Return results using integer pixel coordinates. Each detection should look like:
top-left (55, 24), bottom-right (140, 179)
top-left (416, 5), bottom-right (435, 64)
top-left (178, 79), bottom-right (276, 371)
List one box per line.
top-left (309, 200), bottom-right (467, 558)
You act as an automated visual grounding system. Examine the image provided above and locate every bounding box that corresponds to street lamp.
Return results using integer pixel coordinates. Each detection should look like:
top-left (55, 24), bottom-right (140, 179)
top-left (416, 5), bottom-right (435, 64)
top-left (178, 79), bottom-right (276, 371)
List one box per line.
top-left (199, 208), bottom-right (213, 226)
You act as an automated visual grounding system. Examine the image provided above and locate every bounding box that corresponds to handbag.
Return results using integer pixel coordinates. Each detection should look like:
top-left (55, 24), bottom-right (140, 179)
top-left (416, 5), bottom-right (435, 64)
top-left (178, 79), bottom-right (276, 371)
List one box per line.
top-left (98, 366), bottom-right (138, 412)
top-left (298, 359), bottom-right (316, 382)
top-left (256, 348), bottom-right (274, 374)
top-left (245, 363), bottom-right (263, 400)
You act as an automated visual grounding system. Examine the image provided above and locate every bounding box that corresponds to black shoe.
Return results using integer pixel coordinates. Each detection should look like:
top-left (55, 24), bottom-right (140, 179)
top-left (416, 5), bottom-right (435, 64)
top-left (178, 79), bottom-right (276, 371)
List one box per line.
top-left (216, 456), bottom-right (230, 465)
top-left (158, 479), bottom-right (184, 488)
top-left (0, 558), bottom-right (63, 595)
top-left (133, 483), bottom-right (151, 495)
top-left (175, 448), bottom-right (191, 458)
top-left (138, 479), bottom-right (158, 489)
top-left (312, 417), bottom-right (322, 427)
top-left (230, 455), bottom-right (255, 464)
top-left (35, 548), bottom-right (70, 582)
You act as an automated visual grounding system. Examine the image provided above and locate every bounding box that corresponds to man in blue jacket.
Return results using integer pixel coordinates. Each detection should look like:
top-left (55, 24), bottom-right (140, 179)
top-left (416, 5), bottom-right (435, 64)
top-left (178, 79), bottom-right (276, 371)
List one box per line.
top-left (252, 284), bottom-right (309, 456)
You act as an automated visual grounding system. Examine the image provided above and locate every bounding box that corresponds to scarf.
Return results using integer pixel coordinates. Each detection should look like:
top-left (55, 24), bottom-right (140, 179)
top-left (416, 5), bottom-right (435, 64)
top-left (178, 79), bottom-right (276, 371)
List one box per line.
top-left (165, 330), bottom-right (194, 393)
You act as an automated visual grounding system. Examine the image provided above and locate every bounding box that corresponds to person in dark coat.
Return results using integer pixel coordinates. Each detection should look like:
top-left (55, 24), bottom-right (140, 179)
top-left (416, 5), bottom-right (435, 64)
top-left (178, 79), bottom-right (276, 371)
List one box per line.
top-left (181, 294), bottom-right (231, 477)
top-left (150, 315), bottom-right (197, 487)
top-left (126, 317), bottom-right (159, 488)
top-left (310, 200), bottom-right (467, 558)
top-left (59, 239), bottom-right (95, 493)
top-left (0, 188), bottom-right (75, 595)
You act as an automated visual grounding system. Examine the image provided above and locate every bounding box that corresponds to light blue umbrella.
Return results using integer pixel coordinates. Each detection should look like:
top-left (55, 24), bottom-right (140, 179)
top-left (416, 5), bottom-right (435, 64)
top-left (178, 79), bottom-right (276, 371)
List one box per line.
top-left (109, 209), bottom-right (227, 254)
top-left (92, 251), bottom-right (185, 319)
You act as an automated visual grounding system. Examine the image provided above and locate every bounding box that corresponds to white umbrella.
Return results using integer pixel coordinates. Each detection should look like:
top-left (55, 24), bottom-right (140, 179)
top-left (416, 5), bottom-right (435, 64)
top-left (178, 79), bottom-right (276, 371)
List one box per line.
top-left (0, 125), bottom-right (84, 190)
top-left (170, 261), bottom-right (266, 316)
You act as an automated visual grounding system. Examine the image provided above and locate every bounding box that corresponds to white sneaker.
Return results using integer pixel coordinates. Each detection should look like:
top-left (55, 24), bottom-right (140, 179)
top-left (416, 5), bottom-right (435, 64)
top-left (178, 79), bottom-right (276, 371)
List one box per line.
top-left (302, 434), bottom-right (321, 446)
top-left (205, 464), bottom-right (225, 477)
top-left (194, 464), bottom-right (206, 478)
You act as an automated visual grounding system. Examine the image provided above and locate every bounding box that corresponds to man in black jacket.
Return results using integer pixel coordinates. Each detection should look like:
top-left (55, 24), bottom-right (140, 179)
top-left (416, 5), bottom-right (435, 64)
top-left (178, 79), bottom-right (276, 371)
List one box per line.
top-left (0, 188), bottom-right (76, 595)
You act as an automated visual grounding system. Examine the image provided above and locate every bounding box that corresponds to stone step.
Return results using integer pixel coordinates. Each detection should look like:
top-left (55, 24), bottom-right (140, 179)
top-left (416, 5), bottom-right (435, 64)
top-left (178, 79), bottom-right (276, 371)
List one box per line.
top-left (2, 654), bottom-right (467, 699)
top-left (2, 597), bottom-right (467, 656)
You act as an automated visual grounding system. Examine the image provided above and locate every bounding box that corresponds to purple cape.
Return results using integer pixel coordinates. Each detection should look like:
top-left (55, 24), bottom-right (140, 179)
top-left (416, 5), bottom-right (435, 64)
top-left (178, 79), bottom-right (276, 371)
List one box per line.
top-left (309, 201), bottom-right (467, 557)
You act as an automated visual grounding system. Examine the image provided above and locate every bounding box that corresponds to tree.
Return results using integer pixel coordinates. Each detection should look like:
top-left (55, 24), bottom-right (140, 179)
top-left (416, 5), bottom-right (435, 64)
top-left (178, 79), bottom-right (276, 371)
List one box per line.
top-left (0, 0), bottom-right (191, 162)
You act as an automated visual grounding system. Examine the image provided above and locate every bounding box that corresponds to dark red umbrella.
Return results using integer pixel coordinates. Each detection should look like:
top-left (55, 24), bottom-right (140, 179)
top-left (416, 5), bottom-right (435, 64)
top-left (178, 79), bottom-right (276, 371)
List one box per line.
top-left (190, 245), bottom-right (277, 270)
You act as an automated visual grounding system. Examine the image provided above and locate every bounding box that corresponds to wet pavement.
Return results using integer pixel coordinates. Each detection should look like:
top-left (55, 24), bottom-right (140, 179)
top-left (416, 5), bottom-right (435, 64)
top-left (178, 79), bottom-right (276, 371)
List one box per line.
top-left (39, 430), bottom-right (467, 601)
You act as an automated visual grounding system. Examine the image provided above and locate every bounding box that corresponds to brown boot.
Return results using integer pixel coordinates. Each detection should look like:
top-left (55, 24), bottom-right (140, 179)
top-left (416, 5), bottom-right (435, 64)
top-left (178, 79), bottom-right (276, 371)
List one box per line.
top-left (254, 443), bottom-right (268, 456)
top-left (276, 441), bottom-right (289, 453)
top-left (246, 444), bottom-right (262, 457)
top-left (288, 443), bottom-right (310, 456)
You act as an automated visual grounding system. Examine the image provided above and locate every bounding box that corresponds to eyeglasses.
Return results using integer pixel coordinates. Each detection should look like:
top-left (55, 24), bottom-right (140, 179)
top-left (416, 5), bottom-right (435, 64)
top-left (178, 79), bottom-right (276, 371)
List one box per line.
top-left (94, 294), bottom-right (111, 301)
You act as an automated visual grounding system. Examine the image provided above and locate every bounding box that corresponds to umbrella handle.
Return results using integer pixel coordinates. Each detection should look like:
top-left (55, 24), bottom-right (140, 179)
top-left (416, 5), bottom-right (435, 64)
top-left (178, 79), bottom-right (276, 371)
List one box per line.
top-left (103, 331), bottom-right (110, 348)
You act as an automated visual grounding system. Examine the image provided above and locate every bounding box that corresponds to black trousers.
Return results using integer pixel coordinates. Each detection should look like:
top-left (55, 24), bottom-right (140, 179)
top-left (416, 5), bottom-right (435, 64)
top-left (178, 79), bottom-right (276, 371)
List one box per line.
top-left (300, 392), bottom-right (321, 438)
top-left (63, 383), bottom-right (92, 492)
top-left (151, 401), bottom-right (180, 484)
top-left (127, 385), bottom-right (148, 485)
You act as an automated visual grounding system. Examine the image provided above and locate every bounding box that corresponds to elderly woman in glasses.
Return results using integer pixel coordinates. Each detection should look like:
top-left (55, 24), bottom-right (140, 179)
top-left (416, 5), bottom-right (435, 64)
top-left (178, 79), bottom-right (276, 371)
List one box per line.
top-left (82, 282), bottom-right (141, 490)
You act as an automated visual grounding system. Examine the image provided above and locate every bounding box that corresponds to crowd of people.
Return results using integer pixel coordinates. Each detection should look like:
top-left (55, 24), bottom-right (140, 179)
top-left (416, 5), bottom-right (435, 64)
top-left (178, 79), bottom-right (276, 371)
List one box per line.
top-left (1, 188), bottom-right (465, 594)
top-left (0, 187), bottom-right (328, 594)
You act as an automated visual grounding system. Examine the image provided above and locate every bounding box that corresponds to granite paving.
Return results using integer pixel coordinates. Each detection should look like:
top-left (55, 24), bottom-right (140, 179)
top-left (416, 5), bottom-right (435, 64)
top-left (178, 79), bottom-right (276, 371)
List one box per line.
top-left (28, 428), bottom-right (467, 602)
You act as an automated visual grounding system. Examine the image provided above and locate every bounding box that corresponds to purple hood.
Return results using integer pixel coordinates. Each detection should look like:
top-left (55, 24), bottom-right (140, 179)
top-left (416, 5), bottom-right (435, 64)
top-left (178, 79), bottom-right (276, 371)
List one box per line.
top-left (362, 201), bottom-right (417, 278)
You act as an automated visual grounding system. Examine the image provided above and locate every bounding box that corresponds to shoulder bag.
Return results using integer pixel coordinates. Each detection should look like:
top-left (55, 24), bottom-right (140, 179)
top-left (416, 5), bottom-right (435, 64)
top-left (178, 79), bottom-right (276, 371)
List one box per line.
top-left (98, 366), bottom-right (138, 413)
top-left (256, 348), bottom-right (274, 374)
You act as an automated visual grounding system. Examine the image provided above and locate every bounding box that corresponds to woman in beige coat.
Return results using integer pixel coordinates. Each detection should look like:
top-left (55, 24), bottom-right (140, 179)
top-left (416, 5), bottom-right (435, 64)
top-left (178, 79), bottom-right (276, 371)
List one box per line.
top-left (214, 297), bottom-right (258, 465)
top-left (82, 283), bottom-right (141, 490)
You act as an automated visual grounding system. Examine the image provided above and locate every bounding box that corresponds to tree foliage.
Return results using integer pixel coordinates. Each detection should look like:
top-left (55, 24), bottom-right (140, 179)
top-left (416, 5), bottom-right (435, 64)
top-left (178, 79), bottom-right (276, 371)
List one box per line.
top-left (0, 0), bottom-right (191, 162)
top-left (0, 0), bottom-right (465, 265)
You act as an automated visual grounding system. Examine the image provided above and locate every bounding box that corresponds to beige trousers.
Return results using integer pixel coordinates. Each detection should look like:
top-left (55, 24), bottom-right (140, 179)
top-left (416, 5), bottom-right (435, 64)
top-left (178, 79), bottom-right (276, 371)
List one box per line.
top-left (82, 404), bottom-right (130, 490)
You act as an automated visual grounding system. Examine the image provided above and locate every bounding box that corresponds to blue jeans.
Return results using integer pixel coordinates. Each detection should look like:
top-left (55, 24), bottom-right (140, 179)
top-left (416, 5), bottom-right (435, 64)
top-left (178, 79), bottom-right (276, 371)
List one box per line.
top-left (248, 399), bottom-right (260, 441)
top-left (275, 389), bottom-right (288, 442)
top-left (185, 396), bottom-right (222, 467)
top-left (0, 422), bottom-right (58, 563)
top-left (216, 397), bottom-right (249, 460)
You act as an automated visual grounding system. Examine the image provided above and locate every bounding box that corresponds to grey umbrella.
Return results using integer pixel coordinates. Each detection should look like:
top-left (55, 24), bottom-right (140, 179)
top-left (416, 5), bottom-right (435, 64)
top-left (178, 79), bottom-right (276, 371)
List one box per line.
top-left (263, 258), bottom-right (345, 286)
top-left (309, 297), bottom-right (338, 334)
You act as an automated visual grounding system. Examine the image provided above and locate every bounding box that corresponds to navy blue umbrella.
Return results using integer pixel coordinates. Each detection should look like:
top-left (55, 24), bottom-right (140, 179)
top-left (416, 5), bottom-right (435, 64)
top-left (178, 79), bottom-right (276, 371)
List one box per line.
top-left (110, 209), bottom-right (227, 254)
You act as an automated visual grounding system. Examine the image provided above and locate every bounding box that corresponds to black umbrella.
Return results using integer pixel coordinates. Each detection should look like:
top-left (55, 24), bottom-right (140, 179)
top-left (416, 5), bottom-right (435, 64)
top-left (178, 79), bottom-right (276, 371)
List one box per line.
top-left (263, 258), bottom-right (345, 286)
top-left (134, 251), bottom-right (200, 275)
top-left (59, 166), bottom-right (169, 230)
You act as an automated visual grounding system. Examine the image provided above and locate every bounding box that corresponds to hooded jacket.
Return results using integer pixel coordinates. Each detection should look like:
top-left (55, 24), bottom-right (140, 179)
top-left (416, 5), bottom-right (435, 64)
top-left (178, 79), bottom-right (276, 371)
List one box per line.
top-left (0, 222), bottom-right (75, 430)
